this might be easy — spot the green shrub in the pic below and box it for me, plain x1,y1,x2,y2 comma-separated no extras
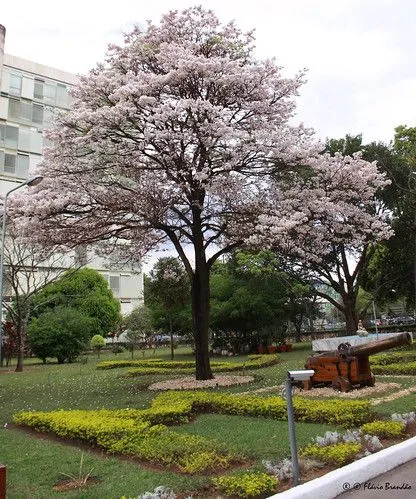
13,408,237,474
370,351,416,366
90,334,106,358
96,354,280,374
360,420,406,438
28,307,96,363
96,359,162,369
371,362,416,375
213,472,278,498
300,442,361,465
125,367,196,377
13,390,373,475
152,391,373,427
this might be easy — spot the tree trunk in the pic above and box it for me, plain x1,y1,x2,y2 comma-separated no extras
15,323,25,372
191,258,213,380
169,317,174,360
343,293,358,335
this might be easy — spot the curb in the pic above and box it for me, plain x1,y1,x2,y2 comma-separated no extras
269,436,416,499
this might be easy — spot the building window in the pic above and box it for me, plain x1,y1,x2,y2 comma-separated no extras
56,84,68,108
0,125,18,149
8,100,38,124
32,104,44,124
109,276,120,295
8,99,20,119
34,79,44,100
16,154,29,177
4,153,16,174
5,126,19,149
9,74,22,97
44,84,56,105
1,153,29,177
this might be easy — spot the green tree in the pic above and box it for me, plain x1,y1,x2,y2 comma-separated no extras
145,257,191,359
28,307,95,363
361,127,416,311
90,334,105,358
209,251,315,351
122,305,153,358
31,268,121,336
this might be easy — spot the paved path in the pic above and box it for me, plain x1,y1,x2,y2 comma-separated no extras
337,458,416,498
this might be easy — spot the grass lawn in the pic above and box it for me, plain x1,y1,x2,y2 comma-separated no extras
1,342,414,498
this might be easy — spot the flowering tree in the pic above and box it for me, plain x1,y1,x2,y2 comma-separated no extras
252,151,392,333
13,7,390,378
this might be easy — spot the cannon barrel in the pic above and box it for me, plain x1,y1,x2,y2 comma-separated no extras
348,332,412,357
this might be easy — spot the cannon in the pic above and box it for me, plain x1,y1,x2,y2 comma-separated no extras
303,332,412,392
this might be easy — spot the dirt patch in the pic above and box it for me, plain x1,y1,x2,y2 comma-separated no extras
237,382,402,399
53,476,100,492
294,382,402,399
148,374,255,391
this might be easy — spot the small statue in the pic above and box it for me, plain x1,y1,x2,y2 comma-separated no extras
357,320,368,337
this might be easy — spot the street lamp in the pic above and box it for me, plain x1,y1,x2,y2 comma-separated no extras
284,370,315,486
0,176,43,366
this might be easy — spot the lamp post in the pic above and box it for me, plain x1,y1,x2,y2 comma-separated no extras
0,176,42,366
284,370,315,486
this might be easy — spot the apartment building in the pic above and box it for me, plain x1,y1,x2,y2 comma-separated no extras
0,24,143,315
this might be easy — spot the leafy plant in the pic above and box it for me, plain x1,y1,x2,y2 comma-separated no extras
90,334,105,358
300,442,361,465
360,420,406,438
28,307,96,363
213,472,278,498
59,452,94,488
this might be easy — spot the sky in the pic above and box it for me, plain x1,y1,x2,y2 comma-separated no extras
1,0,415,146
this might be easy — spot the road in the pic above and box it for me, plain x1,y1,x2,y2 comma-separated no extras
337,458,416,498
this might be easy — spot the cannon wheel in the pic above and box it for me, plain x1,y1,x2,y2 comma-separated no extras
338,342,351,353
332,376,352,392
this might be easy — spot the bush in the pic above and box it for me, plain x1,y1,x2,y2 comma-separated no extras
300,442,362,465
360,421,406,438
370,362,416,375
90,334,105,358
28,307,96,363
13,407,238,474
31,268,121,336
151,391,373,427
96,354,280,374
213,472,278,498
370,351,416,365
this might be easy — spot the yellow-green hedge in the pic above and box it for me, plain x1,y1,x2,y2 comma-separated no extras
300,442,362,465
360,420,406,438
96,354,280,376
371,362,416,375
13,389,373,474
370,351,416,366
13,408,237,474
213,472,279,498
151,391,373,427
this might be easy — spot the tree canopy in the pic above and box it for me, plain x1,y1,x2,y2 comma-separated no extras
31,268,121,336
14,7,390,378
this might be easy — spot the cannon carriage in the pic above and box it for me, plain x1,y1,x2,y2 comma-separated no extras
304,332,412,392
